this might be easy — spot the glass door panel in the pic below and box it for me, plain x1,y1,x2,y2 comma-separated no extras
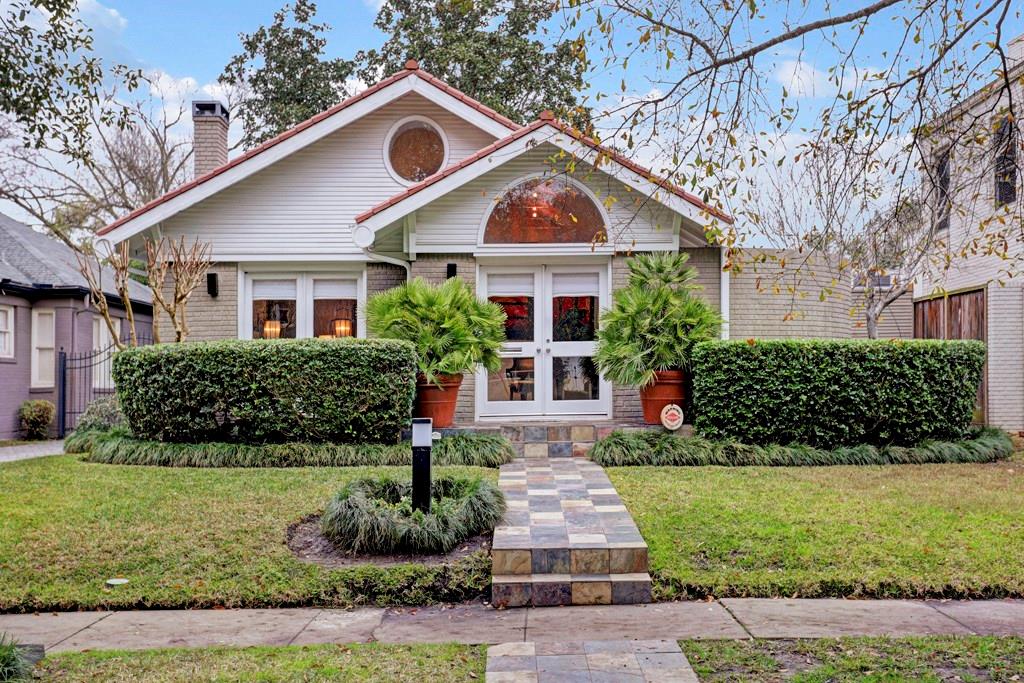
544,268,609,415
479,268,543,416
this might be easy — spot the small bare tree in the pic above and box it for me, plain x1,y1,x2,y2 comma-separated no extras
77,236,212,349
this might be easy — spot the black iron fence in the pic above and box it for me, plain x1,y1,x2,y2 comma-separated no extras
57,338,151,437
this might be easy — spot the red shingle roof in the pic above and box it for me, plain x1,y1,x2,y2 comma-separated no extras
355,118,733,225
97,62,520,236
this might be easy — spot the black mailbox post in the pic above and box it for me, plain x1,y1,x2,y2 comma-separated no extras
411,418,433,513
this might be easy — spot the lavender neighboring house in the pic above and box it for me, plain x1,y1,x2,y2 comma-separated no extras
0,213,153,439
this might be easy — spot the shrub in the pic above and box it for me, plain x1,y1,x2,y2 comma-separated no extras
113,339,416,444
595,253,720,387
0,634,31,682
589,427,1013,467
320,475,505,554
692,339,986,447
79,429,515,468
367,277,506,384
74,395,125,434
18,400,54,440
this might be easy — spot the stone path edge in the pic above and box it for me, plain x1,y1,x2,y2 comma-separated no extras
2,599,1022,653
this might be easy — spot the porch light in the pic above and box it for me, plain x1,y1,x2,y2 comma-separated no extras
263,320,281,339
332,318,353,338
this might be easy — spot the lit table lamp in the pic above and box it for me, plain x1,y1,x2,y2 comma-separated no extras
263,320,281,339
332,319,353,338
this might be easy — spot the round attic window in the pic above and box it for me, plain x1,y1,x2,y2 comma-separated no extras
385,116,447,183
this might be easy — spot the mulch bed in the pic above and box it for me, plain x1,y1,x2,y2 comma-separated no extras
286,514,492,569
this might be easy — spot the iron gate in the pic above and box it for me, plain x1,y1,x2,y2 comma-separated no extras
57,337,150,436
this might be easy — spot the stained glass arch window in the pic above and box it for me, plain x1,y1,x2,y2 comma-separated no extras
482,177,607,244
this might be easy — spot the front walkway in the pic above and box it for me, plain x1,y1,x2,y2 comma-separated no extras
0,440,63,463
486,640,698,682
3,600,1022,653
492,456,651,607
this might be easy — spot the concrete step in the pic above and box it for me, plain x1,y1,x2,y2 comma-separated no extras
491,572,653,607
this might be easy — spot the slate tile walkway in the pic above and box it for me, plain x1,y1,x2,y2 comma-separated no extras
491,456,652,607
486,640,698,683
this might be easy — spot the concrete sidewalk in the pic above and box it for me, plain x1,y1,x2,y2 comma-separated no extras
0,440,64,463
2,599,1022,653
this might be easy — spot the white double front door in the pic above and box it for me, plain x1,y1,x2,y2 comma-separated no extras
477,263,611,419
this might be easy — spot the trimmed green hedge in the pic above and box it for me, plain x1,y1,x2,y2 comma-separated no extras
589,427,1013,467
72,428,515,468
321,475,506,554
113,339,416,444
692,339,986,447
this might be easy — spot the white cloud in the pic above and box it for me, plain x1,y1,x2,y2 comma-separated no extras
77,0,127,32
774,60,830,99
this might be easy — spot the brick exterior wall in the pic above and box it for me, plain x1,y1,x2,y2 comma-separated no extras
411,254,478,422
728,249,852,339
160,263,238,342
985,283,1024,432
366,263,407,296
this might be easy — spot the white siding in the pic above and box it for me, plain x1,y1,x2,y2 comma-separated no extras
413,145,684,251
159,93,496,259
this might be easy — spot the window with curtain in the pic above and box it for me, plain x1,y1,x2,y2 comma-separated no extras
312,278,358,338
31,309,55,388
251,279,297,339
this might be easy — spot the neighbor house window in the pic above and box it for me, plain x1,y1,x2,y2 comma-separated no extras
483,177,607,244
247,274,361,339
31,309,55,388
0,305,13,358
92,316,122,389
994,116,1017,208
251,279,298,339
386,116,447,183
933,148,951,233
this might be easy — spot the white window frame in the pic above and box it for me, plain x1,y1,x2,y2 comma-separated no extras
382,115,450,186
0,305,14,358
31,309,56,389
239,266,367,340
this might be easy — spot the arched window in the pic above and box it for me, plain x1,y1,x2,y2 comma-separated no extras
483,177,606,244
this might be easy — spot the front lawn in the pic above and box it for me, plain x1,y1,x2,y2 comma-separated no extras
609,459,1024,599
38,643,485,682
682,636,1024,681
0,456,495,612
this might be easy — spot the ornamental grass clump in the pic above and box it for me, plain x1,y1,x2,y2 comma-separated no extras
0,634,31,682
320,475,505,555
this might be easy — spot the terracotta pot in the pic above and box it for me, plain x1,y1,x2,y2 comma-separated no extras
414,373,464,428
639,369,686,425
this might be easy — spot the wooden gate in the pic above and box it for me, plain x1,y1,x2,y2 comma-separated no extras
913,289,986,423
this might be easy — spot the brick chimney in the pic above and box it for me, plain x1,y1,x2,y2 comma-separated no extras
192,100,229,178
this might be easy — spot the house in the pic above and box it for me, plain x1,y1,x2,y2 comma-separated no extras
97,60,863,425
915,35,1024,431
0,213,153,439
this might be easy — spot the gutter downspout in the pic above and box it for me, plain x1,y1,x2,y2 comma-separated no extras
719,245,730,340
362,250,411,278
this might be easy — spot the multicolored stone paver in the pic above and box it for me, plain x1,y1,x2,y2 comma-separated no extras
485,640,698,682
491,456,652,607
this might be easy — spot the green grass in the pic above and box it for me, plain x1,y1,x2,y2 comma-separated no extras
0,456,496,612
38,643,485,682
608,458,1024,599
0,440,33,448
69,429,515,468
682,636,1024,682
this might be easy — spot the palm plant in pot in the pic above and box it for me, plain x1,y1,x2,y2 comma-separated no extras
594,253,720,424
367,277,506,427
